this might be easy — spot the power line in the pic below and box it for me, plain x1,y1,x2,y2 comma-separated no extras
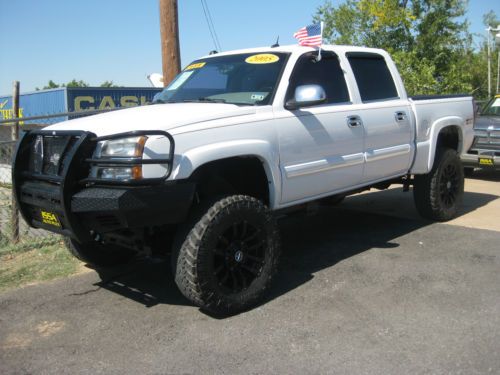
204,0,221,51
200,0,221,51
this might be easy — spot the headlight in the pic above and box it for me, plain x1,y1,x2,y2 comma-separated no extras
87,131,174,183
91,136,147,180
95,136,147,158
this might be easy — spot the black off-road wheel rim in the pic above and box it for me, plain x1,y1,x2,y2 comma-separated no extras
212,220,266,294
439,162,460,208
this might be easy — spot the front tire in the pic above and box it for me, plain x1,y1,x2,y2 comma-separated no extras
64,238,135,268
172,195,280,314
413,148,464,221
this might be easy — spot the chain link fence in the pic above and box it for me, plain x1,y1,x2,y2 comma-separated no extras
0,136,60,248
0,102,148,249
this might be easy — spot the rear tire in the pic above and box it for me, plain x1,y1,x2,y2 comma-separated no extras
64,238,135,268
413,148,464,221
172,195,280,314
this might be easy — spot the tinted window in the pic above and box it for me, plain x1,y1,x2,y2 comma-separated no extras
347,53,398,102
287,52,350,105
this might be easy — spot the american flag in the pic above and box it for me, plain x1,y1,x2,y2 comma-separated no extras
293,23,323,47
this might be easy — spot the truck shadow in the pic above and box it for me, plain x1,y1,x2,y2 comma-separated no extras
92,191,497,317
466,169,500,182
91,207,426,314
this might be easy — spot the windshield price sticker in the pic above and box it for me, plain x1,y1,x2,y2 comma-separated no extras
185,62,206,70
245,54,280,64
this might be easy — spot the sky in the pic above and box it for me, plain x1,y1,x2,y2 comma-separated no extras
0,0,499,95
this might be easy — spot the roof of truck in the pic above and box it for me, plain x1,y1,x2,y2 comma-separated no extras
197,44,389,60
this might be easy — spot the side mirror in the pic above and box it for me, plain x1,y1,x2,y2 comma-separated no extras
285,84,327,110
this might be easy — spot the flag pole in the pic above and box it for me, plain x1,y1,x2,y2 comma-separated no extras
317,21,324,62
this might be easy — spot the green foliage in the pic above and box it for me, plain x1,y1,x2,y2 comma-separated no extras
314,0,415,52
37,80,122,90
100,80,119,87
45,79,60,89
314,0,498,98
483,10,500,29
65,79,89,88
392,50,437,95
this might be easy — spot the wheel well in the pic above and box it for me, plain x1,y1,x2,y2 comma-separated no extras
436,126,461,152
190,156,270,205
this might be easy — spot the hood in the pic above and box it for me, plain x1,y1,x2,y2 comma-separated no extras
474,115,500,131
45,103,257,136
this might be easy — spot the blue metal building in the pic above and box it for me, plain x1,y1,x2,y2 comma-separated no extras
0,87,162,126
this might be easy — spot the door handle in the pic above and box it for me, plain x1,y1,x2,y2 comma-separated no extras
347,115,363,128
395,111,407,122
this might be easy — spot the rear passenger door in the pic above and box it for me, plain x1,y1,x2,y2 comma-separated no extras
346,53,414,183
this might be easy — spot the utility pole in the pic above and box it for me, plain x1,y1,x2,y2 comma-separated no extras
159,0,181,87
486,25,500,97
487,27,492,98
11,81,20,243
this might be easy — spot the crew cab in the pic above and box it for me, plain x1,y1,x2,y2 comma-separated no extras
13,45,474,313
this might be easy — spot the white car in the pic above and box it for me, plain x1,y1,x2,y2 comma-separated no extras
13,44,474,313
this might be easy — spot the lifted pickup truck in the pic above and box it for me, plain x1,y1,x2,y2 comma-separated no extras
461,94,500,173
13,45,474,313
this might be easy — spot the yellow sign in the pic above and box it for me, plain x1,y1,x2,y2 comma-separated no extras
41,211,61,227
185,62,206,70
245,54,280,64
0,107,24,125
73,95,150,111
479,158,494,166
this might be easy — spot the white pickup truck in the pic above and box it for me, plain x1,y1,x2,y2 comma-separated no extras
13,45,474,313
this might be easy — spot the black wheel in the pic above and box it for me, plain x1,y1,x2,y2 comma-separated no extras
172,195,280,314
413,148,464,221
64,238,135,268
464,167,474,177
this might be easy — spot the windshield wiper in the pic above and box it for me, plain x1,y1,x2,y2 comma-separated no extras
182,97,227,103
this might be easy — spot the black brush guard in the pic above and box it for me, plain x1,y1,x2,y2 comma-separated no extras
12,129,193,243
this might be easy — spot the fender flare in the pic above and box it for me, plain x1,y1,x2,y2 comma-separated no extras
426,116,464,172
171,139,281,208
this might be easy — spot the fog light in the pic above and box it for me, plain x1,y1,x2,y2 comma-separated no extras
97,166,142,180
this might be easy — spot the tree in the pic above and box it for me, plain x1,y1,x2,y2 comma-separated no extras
483,10,500,29
37,79,122,90
313,0,485,96
314,0,415,52
40,80,60,90
482,10,500,96
412,0,470,86
65,79,89,88
100,80,119,87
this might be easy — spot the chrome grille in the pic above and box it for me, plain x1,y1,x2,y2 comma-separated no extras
471,129,500,152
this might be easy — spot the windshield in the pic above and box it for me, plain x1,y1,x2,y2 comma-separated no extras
482,96,500,116
153,52,289,106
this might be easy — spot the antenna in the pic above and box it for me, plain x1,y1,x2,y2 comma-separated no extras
271,36,280,48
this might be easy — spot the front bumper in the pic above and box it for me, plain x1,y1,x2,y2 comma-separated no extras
17,181,195,241
13,129,192,243
461,152,500,170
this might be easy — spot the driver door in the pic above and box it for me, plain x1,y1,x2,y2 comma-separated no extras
275,52,365,204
